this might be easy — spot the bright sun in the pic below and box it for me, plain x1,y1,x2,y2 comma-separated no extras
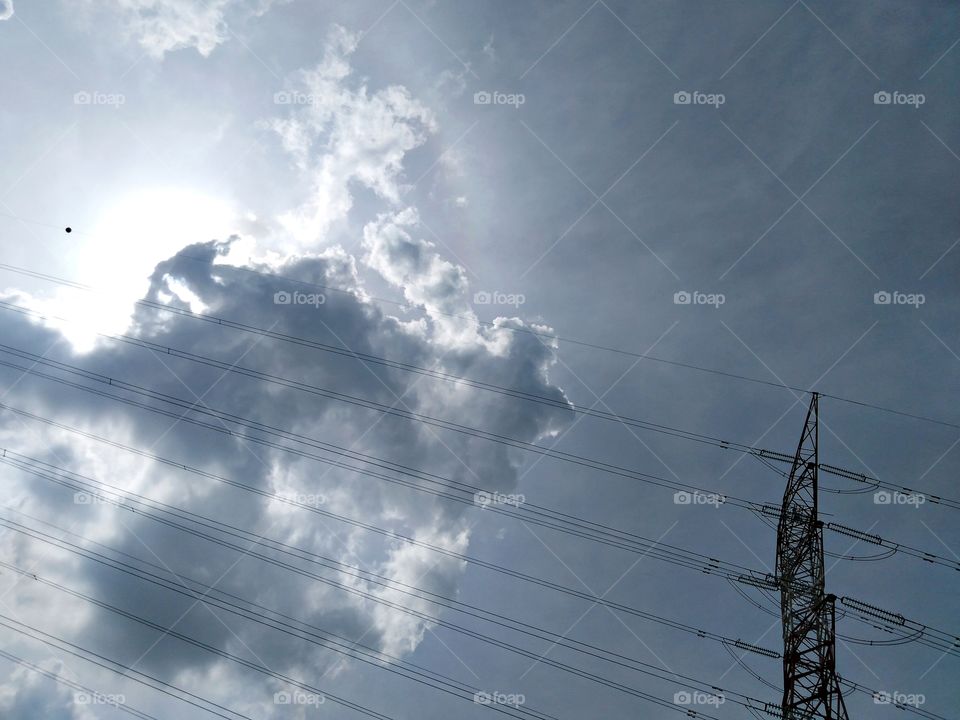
39,188,236,351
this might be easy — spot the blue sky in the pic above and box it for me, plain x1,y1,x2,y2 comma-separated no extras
0,1,958,718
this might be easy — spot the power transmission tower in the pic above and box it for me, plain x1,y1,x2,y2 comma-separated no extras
776,393,849,719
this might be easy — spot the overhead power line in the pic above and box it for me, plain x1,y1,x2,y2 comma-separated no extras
0,363,771,575
0,525,558,720
0,431,771,661
2,299,956,513
0,506,560,716
0,453,774,681
5,513,773,720
0,254,956,432
0,602,399,720
1,347,956,573
0,537,755,719
6,465,951,720
0,619,254,720
0,648,161,720
5,394,955,669
5,446,954,678
734,576,960,659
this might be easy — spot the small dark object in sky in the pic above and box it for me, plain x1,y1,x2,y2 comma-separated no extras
65,227,72,233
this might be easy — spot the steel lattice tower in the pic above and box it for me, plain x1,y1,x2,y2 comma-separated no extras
776,393,849,720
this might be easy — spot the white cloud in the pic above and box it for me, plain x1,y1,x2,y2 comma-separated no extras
371,525,469,656
0,1,13,21
362,207,478,344
84,0,278,58
269,25,437,249
0,659,90,720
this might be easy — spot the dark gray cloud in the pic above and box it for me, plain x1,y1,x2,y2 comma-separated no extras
0,232,571,711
